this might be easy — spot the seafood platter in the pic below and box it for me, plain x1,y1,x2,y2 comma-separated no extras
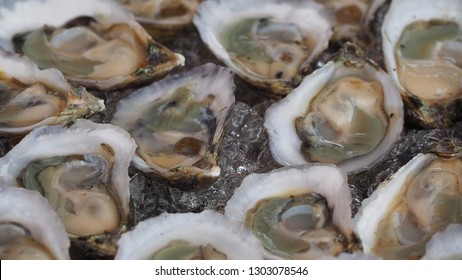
0,0,461,260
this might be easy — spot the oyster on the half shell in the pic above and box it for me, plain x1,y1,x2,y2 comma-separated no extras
382,0,462,128
112,63,234,188
0,186,70,260
265,44,403,174
0,47,104,136
115,0,203,39
194,0,333,96
0,119,136,255
354,153,462,259
225,165,356,260
0,0,184,91
116,210,264,260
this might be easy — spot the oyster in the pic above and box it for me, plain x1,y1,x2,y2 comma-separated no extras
382,0,462,128
225,165,356,260
0,0,184,91
0,119,136,246
115,0,203,40
111,63,234,188
0,185,70,260
353,153,462,259
265,44,404,174
194,0,333,96
116,210,264,260
0,47,104,136
314,0,386,40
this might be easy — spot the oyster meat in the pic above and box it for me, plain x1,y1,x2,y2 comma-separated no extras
225,165,355,259
265,44,404,174
0,47,104,136
112,63,235,188
116,210,264,259
0,186,70,260
382,0,462,127
0,0,184,90
194,0,333,95
354,153,462,259
0,119,136,240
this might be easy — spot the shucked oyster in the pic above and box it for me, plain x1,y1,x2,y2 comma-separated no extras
382,0,462,128
0,0,184,91
314,0,386,40
354,153,462,259
225,165,356,259
115,0,203,39
194,0,333,96
116,210,264,260
112,63,234,188
265,44,404,174
0,47,104,136
0,119,136,254
0,186,70,260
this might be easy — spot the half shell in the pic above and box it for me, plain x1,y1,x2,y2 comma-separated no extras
0,47,104,136
0,185,70,260
115,210,264,260
0,119,136,244
112,63,235,188
265,44,403,174
382,0,462,128
225,164,355,259
194,0,333,95
0,0,184,91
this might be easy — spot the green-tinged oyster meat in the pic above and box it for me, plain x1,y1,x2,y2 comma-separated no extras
0,78,66,128
246,193,347,259
0,222,54,260
132,87,215,171
13,16,148,81
151,240,226,260
221,18,313,81
18,145,121,237
373,157,462,259
396,20,462,102
295,76,388,164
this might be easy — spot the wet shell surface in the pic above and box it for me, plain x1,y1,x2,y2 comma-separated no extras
0,119,136,239
0,185,70,260
225,164,354,259
0,47,104,136
0,0,184,91
194,0,333,95
111,63,235,187
115,210,264,260
265,44,404,174
382,0,462,128
422,224,462,259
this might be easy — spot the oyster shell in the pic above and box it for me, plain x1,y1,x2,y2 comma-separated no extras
382,0,462,128
0,119,136,245
265,44,404,174
0,0,184,91
422,224,462,259
0,47,104,136
111,63,234,188
353,153,462,259
194,0,333,96
0,185,70,260
314,0,386,40
115,0,203,40
116,210,264,260
225,165,356,260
